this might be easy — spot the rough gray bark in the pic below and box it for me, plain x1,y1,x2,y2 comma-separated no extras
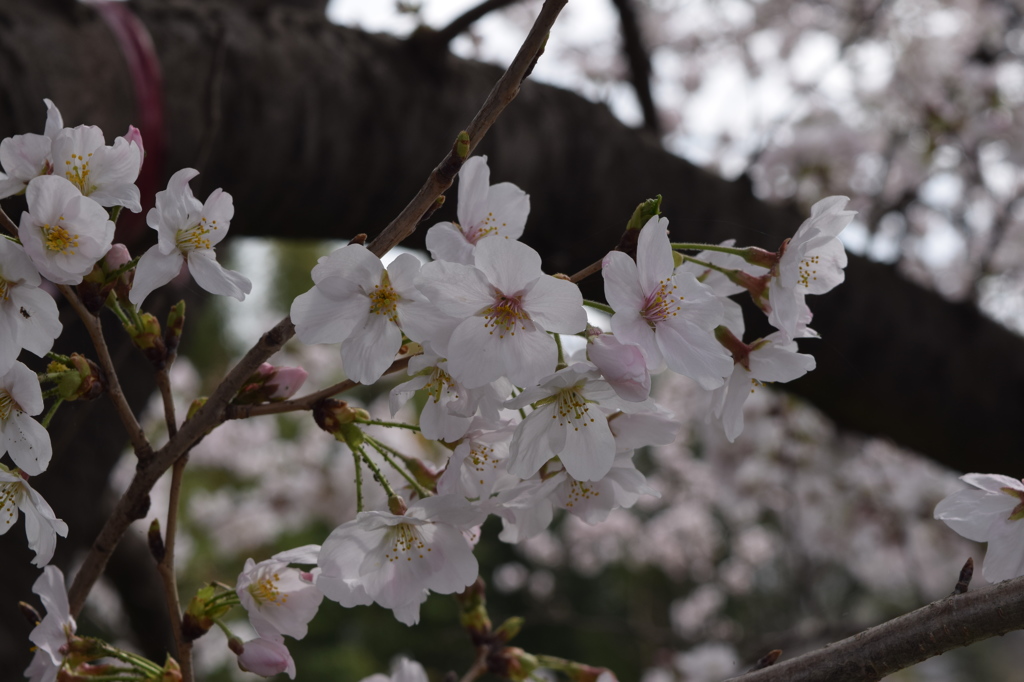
1,0,1023,674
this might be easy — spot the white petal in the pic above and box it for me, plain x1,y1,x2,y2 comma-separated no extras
187,249,251,300
340,313,403,385
425,222,475,264
636,216,674,292
522,275,586,333
129,246,184,308
291,286,368,345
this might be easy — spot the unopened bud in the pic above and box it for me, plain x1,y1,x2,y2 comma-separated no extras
456,578,492,644
489,647,539,681
124,126,145,168
455,130,471,160
235,363,308,405
62,354,105,401
625,195,662,232
164,301,186,359
160,655,183,682
127,312,167,369
314,399,369,447
227,637,245,656
148,519,166,562
186,397,208,422
387,495,408,516
494,616,524,643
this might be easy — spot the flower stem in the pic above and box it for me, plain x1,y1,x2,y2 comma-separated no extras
582,299,614,315
40,397,64,428
365,436,432,499
356,444,397,499
352,446,365,513
353,418,421,432
670,241,748,256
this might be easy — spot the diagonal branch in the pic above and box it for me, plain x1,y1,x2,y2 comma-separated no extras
609,0,660,135
66,0,569,618
725,571,1024,682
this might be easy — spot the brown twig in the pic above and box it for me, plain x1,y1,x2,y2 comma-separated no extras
67,0,568,617
222,355,412,421
458,648,490,682
0,204,18,236
430,0,521,47
609,0,660,136
367,0,568,259
724,572,1024,682
56,283,153,460
157,449,193,682
569,258,603,284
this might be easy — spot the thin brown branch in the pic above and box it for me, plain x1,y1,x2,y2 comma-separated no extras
156,449,192,682
569,258,603,284
0,203,18,236
56,283,153,460
68,0,567,617
459,647,489,682
725,573,1024,682
223,355,412,421
430,0,520,47
609,0,660,136
155,368,178,438
367,0,569,259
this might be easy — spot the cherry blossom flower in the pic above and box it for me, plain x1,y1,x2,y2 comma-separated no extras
0,465,68,567
549,453,659,525
18,175,115,285
505,362,625,481
436,420,519,503
50,123,142,212
130,168,251,308
359,656,429,682
0,237,61,373
25,565,76,682
602,216,732,390
425,155,529,264
316,496,480,625
292,246,439,385
710,331,816,442
0,99,63,200
389,349,509,442
416,238,587,388
1,361,52,475
767,196,855,339
607,401,681,452
934,474,1024,583
236,632,296,679
236,545,323,640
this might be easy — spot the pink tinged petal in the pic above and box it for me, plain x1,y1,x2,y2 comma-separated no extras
749,344,816,383
340,313,403,385
522,275,586,333
21,485,68,568
291,286,368,345
42,99,63,140
199,188,234,247
129,246,185,308
84,137,142,211
609,307,662,370
149,169,203,252
559,411,616,482
719,367,752,442
602,250,646,313
588,335,651,402
484,182,529,240
4,412,53,475
425,222,475,264
312,244,383,290
237,636,296,679
473,238,543,294
457,155,491,228
962,474,1024,494
979,519,1024,582
420,524,479,594
507,404,559,478
656,321,733,389
445,317,507,388
609,410,681,450
10,286,62,359
271,544,321,564
635,216,675,292
934,489,1017,542
416,260,494,318
496,324,559,389
0,134,51,196
187,249,252,301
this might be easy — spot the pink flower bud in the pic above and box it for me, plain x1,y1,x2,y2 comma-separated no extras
236,636,296,679
266,366,307,401
103,243,132,271
124,125,145,168
587,334,651,402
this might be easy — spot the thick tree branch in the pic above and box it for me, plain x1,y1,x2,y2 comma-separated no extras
610,0,660,135
726,571,1024,682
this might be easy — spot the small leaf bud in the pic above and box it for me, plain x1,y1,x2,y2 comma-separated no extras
455,130,471,160
164,301,186,359
625,195,662,232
